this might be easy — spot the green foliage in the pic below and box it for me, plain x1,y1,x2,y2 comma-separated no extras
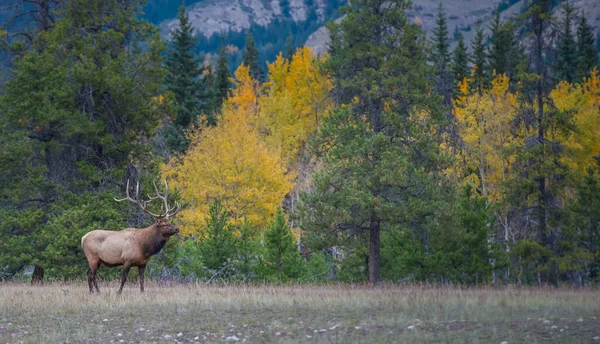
243,31,264,82
299,0,449,283
264,208,305,281
197,201,237,274
511,239,551,285
470,26,489,92
304,252,333,283
205,43,231,119
554,1,577,83
452,33,470,96
576,14,599,82
488,10,519,78
431,2,452,101
164,5,206,150
561,167,600,283
0,0,166,280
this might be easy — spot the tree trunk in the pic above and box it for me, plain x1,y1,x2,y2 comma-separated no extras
369,212,381,284
30,265,44,284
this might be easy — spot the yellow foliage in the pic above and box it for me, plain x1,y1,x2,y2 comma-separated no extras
550,68,600,175
260,47,333,165
162,47,331,234
163,108,294,235
452,74,518,201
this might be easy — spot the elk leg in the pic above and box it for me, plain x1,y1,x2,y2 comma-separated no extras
93,266,100,293
138,265,146,293
117,263,132,294
87,260,100,293
86,267,94,293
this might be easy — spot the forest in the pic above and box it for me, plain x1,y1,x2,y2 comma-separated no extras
0,0,599,288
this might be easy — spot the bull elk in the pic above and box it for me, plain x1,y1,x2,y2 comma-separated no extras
81,180,181,293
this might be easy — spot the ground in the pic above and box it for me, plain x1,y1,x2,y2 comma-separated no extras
0,283,599,343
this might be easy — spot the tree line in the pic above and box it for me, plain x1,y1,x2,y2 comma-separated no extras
0,0,599,286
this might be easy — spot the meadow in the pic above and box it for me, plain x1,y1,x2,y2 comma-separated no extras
0,283,599,343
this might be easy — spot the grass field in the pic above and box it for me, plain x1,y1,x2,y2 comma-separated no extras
0,282,599,343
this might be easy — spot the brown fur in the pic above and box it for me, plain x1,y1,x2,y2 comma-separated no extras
81,218,179,294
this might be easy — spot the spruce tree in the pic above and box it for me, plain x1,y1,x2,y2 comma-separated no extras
452,32,470,96
431,3,452,103
198,201,236,273
165,6,203,130
488,10,508,75
206,41,231,120
264,208,304,280
470,27,489,92
514,0,567,286
563,166,600,283
576,13,599,82
554,1,577,83
243,31,264,81
285,34,295,60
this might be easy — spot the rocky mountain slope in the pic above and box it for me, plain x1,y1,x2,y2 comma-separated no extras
306,0,600,55
156,0,599,66
160,0,336,39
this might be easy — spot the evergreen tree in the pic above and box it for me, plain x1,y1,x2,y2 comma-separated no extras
164,5,204,151
452,32,470,97
554,1,577,83
299,0,447,284
235,219,260,280
0,0,166,279
285,34,295,60
264,208,305,280
488,10,519,78
431,2,452,103
489,10,507,75
563,166,600,283
205,41,231,120
513,0,566,286
243,31,264,81
197,201,236,273
576,13,599,82
470,26,489,92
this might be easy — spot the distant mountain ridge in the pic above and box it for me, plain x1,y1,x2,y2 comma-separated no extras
158,0,339,39
150,0,600,70
306,0,600,56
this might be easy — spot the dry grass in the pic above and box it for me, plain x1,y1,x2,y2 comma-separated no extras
1,282,599,343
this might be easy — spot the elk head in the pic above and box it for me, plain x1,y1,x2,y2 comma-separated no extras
114,179,181,236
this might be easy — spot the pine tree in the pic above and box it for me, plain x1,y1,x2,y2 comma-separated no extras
243,31,264,81
554,1,577,83
0,0,166,278
513,0,567,286
265,208,304,280
299,0,447,284
197,201,236,273
285,34,294,60
206,41,231,120
470,26,489,92
164,6,204,150
576,13,599,82
431,2,452,103
452,32,470,97
563,165,600,283
488,10,508,75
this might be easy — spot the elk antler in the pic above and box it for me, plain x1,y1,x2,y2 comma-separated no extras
148,180,181,218
115,179,181,218
114,179,162,218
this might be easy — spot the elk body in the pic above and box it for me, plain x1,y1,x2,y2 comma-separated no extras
81,181,180,293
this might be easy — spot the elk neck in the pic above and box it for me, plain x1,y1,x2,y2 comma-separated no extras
140,223,168,258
